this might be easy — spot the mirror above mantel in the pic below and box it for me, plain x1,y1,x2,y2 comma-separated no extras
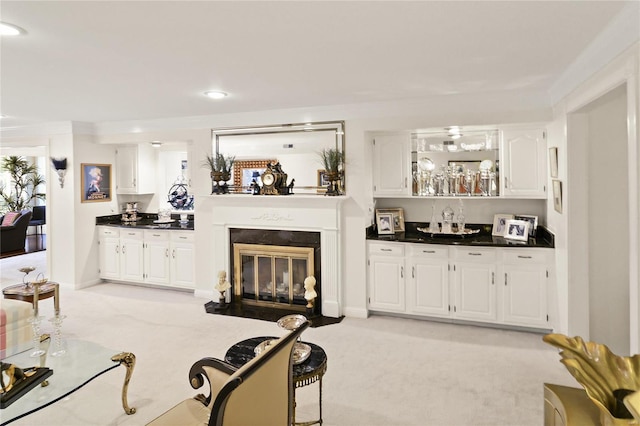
212,121,345,195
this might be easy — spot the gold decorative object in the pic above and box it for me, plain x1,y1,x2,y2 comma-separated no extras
543,333,640,425
111,352,136,415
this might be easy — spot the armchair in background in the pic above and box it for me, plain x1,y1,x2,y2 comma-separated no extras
29,205,46,236
0,210,32,255
147,320,310,426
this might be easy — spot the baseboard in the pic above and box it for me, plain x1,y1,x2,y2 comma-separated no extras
343,306,368,319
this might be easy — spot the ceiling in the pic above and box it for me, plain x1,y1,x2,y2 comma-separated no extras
0,1,635,128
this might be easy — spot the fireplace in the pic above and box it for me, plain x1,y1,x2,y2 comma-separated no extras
203,195,345,318
230,228,321,315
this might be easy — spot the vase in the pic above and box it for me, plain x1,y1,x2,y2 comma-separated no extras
211,172,231,194
325,171,342,196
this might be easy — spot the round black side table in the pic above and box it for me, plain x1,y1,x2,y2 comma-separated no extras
224,336,327,425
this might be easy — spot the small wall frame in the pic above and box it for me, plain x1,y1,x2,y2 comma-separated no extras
81,163,112,203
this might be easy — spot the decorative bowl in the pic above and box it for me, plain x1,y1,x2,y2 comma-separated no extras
277,314,307,331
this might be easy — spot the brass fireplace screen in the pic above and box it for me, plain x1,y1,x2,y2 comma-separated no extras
233,243,314,310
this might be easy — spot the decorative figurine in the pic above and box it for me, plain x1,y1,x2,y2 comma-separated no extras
215,270,231,307
304,276,317,315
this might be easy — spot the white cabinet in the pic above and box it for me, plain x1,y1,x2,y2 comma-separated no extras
98,226,194,289
367,242,406,312
367,241,552,330
501,249,548,328
116,144,156,194
169,232,195,289
144,231,170,284
372,134,411,196
120,229,144,282
407,245,450,317
451,248,497,323
98,227,120,279
500,128,547,198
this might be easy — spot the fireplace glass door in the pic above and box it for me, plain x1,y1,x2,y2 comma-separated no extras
234,243,314,310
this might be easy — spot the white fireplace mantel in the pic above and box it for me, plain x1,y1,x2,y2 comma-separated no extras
203,194,348,317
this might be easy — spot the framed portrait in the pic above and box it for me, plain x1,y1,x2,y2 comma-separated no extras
376,212,394,235
233,159,276,193
492,213,514,236
81,163,111,203
514,214,538,237
553,180,563,213
317,169,329,193
376,208,405,232
504,219,530,241
549,147,558,178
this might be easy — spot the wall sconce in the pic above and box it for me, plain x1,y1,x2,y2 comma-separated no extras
50,157,67,188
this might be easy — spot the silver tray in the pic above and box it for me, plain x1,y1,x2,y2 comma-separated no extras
254,340,311,364
416,227,480,237
277,314,307,331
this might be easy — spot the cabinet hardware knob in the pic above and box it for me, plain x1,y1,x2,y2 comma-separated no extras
412,267,415,278
172,250,176,259
180,236,187,239
165,249,169,257
505,273,507,285
423,250,435,253
381,248,392,252
400,266,403,278
468,253,482,256
153,234,161,237
517,255,532,259
491,272,494,284
122,245,126,253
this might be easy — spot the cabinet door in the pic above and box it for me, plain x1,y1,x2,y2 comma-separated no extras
502,261,548,328
99,236,120,279
170,241,195,288
408,256,450,317
453,262,497,322
501,129,546,198
120,233,144,282
116,146,137,194
144,236,170,284
368,256,405,312
372,134,411,196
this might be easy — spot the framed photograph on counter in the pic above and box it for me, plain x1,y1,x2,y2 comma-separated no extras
492,213,514,236
376,212,394,235
376,208,405,232
81,163,111,203
514,214,538,237
504,219,530,241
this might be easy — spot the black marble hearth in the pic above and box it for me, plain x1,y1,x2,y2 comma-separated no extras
204,301,343,328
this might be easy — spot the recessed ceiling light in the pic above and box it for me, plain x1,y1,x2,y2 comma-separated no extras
0,22,25,36
204,91,228,99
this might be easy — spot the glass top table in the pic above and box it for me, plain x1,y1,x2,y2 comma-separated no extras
1,338,136,425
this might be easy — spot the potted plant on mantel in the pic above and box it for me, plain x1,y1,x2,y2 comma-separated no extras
203,153,235,194
318,148,344,196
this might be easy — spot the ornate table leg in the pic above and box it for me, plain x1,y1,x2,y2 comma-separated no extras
111,352,136,415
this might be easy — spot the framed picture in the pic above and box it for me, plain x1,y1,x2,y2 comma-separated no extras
549,147,558,178
376,208,405,232
376,212,394,235
553,179,563,213
492,213,514,236
504,219,530,241
514,214,538,237
317,169,329,193
233,159,276,193
81,163,111,203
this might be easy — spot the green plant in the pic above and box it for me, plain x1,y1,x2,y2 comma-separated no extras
318,148,344,174
203,153,236,174
0,156,46,213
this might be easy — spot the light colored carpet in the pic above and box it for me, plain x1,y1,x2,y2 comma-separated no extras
1,251,577,425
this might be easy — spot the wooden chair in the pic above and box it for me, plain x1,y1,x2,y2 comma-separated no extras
147,320,310,426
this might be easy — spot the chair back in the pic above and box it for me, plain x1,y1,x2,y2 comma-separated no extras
209,321,309,426
31,206,46,222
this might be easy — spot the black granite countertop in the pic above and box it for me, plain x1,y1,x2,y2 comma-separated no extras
367,222,554,248
96,213,194,231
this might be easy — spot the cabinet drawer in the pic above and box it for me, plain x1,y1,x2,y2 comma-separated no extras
171,232,194,243
98,227,120,238
407,245,448,259
452,247,496,262
503,249,547,265
144,230,169,241
120,229,144,240
368,242,404,256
